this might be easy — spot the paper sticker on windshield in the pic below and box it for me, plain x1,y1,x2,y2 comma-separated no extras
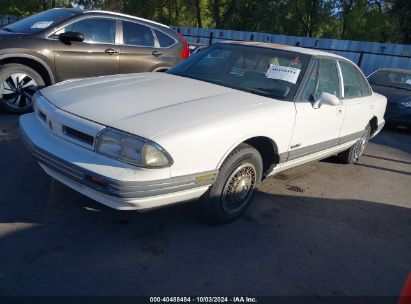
406,79,411,85
31,21,53,29
265,64,301,84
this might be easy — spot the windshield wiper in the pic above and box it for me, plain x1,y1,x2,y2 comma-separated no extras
2,27,13,33
244,88,274,98
386,84,411,91
171,72,228,87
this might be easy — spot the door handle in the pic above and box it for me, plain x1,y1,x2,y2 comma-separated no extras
336,108,343,115
152,51,162,57
105,48,120,55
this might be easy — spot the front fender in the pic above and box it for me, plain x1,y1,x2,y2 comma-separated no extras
0,47,55,84
153,100,296,178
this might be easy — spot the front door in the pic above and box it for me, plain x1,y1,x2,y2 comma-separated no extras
52,16,119,82
289,58,345,160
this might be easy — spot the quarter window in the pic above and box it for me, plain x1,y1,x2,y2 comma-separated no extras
123,21,154,47
154,30,175,47
339,61,371,98
59,18,116,44
300,58,340,102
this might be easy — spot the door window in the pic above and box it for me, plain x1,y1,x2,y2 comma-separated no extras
123,21,154,47
58,17,116,44
154,30,176,47
339,61,371,98
300,58,340,101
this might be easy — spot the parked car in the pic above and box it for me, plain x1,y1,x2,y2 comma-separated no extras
0,8,190,113
19,41,387,223
189,43,208,55
368,68,411,127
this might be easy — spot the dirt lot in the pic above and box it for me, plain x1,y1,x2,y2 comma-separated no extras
0,113,410,299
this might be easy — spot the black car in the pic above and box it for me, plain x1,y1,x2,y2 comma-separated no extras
368,68,411,127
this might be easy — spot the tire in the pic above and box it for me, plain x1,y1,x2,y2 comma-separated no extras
0,64,45,114
199,143,263,224
338,124,371,164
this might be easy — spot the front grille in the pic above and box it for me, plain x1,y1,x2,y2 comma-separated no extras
62,126,94,146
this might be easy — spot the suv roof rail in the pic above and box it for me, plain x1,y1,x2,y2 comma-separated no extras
86,10,170,29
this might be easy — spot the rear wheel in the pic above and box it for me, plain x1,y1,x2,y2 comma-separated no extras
338,124,371,164
0,64,44,114
200,143,263,224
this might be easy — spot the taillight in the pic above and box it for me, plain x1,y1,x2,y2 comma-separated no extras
177,32,190,59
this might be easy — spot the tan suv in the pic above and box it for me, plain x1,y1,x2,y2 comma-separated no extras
0,8,190,113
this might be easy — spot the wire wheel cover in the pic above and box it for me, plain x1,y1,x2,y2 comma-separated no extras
222,163,257,214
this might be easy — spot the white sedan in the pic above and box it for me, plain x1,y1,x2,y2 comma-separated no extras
19,41,387,223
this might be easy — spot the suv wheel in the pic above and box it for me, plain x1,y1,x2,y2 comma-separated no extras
338,124,371,164
200,143,263,224
0,64,44,114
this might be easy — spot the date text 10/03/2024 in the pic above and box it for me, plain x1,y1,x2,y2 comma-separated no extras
149,297,258,303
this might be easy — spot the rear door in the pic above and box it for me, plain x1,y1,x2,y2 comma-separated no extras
118,20,176,73
289,57,345,160
52,16,119,82
337,60,374,141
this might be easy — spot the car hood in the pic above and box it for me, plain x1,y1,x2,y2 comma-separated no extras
371,85,411,103
40,73,268,139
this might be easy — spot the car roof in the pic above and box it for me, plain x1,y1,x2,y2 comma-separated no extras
221,41,347,60
373,68,411,74
48,8,84,13
48,8,171,29
85,10,171,29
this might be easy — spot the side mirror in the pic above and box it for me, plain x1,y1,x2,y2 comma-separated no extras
313,92,341,109
59,31,84,44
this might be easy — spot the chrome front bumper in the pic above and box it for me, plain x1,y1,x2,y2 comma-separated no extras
19,113,217,210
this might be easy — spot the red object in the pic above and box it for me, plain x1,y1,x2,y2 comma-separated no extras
291,56,300,65
177,32,190,59
398,272,411,304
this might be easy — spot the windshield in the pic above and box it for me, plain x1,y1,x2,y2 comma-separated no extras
3,9,80,34
168,43,310,101
368,70,411,91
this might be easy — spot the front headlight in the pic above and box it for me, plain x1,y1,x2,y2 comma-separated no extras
95,128,172,168
400,100,411,108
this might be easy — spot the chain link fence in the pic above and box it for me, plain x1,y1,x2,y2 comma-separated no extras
174,26,411,76
0,15,22,27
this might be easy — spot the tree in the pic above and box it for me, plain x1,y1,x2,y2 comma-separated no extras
0,0,406,43
194,0,202,27
392,0,411,43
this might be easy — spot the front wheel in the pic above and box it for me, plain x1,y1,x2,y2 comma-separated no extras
338,125,371,164
199,143,263,224
0,64,44,114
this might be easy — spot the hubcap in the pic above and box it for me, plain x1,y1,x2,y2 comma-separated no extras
353,129,370,162
1,73,38,109
222,163,257,214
